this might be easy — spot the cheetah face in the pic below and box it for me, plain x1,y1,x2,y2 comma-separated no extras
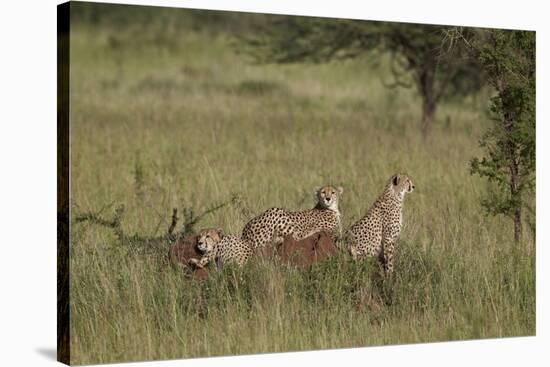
316,185,344,211
391,174,415,198
197,228,223,253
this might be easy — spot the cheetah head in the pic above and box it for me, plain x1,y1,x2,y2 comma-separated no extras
315,185,344,211
196,228,224,253
390,173,415,198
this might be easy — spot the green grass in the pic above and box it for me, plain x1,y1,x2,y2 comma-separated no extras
68,11,535,365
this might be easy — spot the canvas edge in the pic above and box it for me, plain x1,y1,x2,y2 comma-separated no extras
57,1,71,365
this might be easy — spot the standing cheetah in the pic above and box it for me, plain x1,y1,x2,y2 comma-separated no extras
189,228,252,268
344,174,415,273
241,185,343,250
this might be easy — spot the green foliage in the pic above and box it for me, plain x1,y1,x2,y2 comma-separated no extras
442,57,486,101
240,17,377,63
469,30,535,239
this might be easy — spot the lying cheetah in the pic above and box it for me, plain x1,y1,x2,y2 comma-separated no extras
189,228,252,268
344,174,415,273
241,185,343,250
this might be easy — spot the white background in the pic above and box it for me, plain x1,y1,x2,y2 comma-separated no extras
0,0,547,366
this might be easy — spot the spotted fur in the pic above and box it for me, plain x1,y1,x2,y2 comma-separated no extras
289,185,343,240
241,207,295,250
242,185,343,250
190,228,252,268
344,174,415,273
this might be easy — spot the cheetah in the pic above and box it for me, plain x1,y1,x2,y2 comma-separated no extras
344,174,415,273
189,228,252,268
241,207,294,251
289,185,344,241
241,185,343,250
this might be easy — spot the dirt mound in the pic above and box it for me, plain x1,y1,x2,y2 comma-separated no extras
168,235,208,280
169,231,340,275
279,232,339,268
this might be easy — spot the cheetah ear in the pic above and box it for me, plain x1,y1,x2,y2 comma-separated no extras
217,228,225,238
392,174,401,186
314,186,322,194
337,186,344,195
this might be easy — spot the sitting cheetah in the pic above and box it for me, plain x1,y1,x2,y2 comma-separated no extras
241,185,343,250
189,228,252,268
344,174,415,273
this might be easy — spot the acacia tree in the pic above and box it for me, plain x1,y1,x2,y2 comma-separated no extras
467,30,536,243
241,16,472,137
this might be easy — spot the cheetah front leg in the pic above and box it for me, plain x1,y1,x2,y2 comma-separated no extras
381,225,400,274
189,254,211,269
340,231,359,258
335,222,343,242
381,241,395,274
349,245,360,259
